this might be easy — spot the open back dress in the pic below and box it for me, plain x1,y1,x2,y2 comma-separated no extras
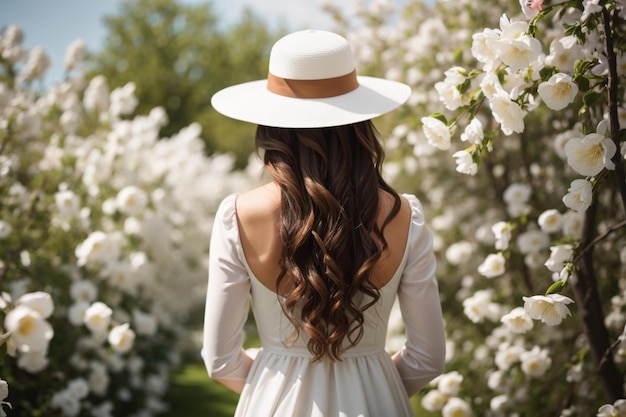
202,193,446,417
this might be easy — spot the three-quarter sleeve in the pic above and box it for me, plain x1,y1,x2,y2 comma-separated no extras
201,194,253,382
392,194,446,397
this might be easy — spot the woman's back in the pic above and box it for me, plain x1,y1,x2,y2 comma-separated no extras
235,182,412,295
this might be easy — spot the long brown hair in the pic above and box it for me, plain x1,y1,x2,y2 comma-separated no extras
256,120,401,361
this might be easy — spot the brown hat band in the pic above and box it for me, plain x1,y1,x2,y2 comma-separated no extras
266,70,359,99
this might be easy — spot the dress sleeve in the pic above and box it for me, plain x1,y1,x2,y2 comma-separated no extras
392,194,446,397
201,194,253,382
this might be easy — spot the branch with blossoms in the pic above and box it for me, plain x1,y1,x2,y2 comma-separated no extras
329,0,624,413
424,0,626,405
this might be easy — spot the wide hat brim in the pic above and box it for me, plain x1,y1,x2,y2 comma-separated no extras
211,75,411,128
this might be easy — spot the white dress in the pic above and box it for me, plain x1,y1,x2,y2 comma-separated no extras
202,193,446,417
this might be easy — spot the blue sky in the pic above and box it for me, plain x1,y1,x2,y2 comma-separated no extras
1,0,353,85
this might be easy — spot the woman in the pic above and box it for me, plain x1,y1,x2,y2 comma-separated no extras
202,29,446,416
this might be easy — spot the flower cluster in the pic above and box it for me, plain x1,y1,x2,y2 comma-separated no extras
0,25,259,416
331,0,626,414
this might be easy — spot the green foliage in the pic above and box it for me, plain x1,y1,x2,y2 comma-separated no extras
90,0,284,166
162,363,239,417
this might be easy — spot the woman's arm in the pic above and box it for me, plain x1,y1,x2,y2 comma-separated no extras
201,195,254,393
393,195,446,397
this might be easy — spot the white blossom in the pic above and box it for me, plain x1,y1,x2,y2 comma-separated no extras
489,87,526,135
75,231,123,267
520,346,552,377
421,389,448,412
581,0,602,21
490,394,509,413
435,66,470,110
51,390,81,416
445,241,474,265
516,230,549,254
17,349,49,373
463,289,502,322
480,71,504,99
500,306,534,333
84,301,113,334
452,150,478,175
597,399,626,417
478,253,506,278
84,75,109,113
88,361,110,396
563,210,584,238
16,292,53,319
472,28,500,67
421,117,451,150
492,221,512,250
564,132,617,176
545,36,584,73
495,343,525,370
68,301,90,326
133,309,158,336
67,378,90,399
545,245,574,273
69,280,98,303
110,82,138,117
523,294,574,325
18,47,50,83
103,261,138,294
4,304,53,353
562,179,593,212
55,190,81,217
0,380,7,401
553,129,578,159
538,73,579,110
64,39,86,70
503,183,531,206
116,185,148,216
460,118,484,145
437,371,463,396
538,209,563,233
442,397,473,417
0,379,8,416
493,21,542,72
108,323,136,354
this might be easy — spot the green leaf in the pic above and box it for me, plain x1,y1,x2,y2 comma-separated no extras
539,66,557,80
457,79,472,94
545,279,567,295
574,59,596,77
582,91,602,107
428,113,448,125
573,75,590,92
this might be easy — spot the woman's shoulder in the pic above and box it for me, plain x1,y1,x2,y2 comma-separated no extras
399,193,427,225
235,182,281,222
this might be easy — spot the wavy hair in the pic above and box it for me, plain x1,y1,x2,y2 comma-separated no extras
256,120,401,361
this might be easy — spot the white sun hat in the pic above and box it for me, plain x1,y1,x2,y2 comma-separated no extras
211,29,412,128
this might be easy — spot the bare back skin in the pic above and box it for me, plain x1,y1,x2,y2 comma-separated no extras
235,181,411,294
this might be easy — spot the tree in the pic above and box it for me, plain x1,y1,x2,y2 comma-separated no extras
90,0,282,166
329,0,625,415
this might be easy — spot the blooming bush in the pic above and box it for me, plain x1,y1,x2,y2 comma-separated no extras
328,0,626,415
0,26,259,416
